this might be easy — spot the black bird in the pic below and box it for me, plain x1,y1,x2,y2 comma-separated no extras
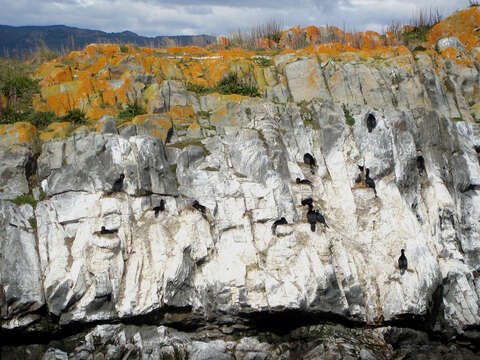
365,168,377,196
192,200,207,220
356,165,365,184
303,153,316,174
271,217,288,235
165,126,174,144
315,210,329,228
301,198,313,207
416,156,425,175
111,174,125,193
296,177,312,186
307,204,318,232
153,199,165,217
367,113,376,133
398,249,408,275
100,226,118,235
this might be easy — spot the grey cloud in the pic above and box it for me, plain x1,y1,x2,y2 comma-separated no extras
0,0,471,37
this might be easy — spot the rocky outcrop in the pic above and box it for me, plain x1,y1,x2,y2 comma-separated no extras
1,7,480,359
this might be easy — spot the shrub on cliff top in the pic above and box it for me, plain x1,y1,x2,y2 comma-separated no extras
118,103,146,122
60,109,88,126
215,73,260,97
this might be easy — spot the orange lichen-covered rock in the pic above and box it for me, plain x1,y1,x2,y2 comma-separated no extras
427,7,480,50
166,105,197,127
0,122,38,147
39,122,73,142
133,114,172,139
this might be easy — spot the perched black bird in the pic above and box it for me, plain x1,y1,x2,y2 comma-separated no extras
296,177,312,186
153,199,166,217
165,126,174,144
100,226,118,235
365,168,377,196
356,165,364,184
301,198,314,207
307,205,317,232
271,217,288,235
367,113,376,133
192,200,207,219
416,155,425,175
303,153,316,174
111,174,125,193
398,249,408,275
315,210,329,228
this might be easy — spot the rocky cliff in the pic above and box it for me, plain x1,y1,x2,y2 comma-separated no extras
1,7,480,360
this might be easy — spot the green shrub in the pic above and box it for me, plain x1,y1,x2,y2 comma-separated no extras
254,57,272,67
343,104,355,126
186,74,260,97
118,103,146,122
0,58,40,124
186,82,212,95
215,73,260,97
60,109,88,126
8,194,37,207
27,111,58,129
413,45,427,52
120,44,129,53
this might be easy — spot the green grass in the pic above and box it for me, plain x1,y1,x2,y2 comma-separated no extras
118,103,146,122
60,109,88,126
0,58,40,125
28,217,37,230
402,26,431,44
343,104,355,126
186,73,260,97
8,194,37,207
451,117,464,122
196,110,212,118
186,83,211,95
413,45,427,52
254,57,272,67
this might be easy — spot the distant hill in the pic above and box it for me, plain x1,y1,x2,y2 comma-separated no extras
0,24,216,58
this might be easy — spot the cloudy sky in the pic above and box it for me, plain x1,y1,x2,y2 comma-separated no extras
0,0,470,37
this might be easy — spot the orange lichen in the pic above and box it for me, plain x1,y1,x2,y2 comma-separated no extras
39,122,73,142
427,7,480,50
1,122,38,145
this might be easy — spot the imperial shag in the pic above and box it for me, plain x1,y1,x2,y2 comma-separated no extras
367,113,376,133
398,249,408,275
271,217,288,235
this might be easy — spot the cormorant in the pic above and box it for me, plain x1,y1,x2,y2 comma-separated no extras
192,200,207,215
356,165,364,184
100,226,118,234
365,168,377,196
165,127,174,144
416,156,425,175
301,198,313,207
367,113,376,133
154,199,165,217
398,249,408,275
307,205,317,232
303,153,316,174
296,177,312,186
111,174,125,193
315,210,329,228
271,217,287,235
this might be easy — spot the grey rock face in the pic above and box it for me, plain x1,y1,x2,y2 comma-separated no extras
37,133,177,196
0,201,44,326
437,37,465,52
2,46,480,357
0,145,35,200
